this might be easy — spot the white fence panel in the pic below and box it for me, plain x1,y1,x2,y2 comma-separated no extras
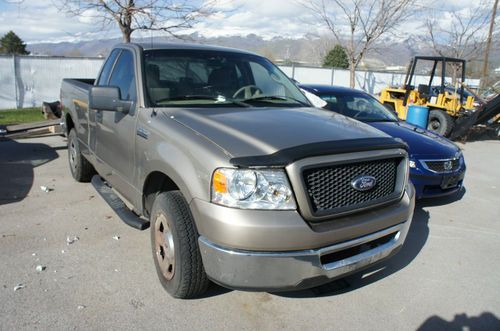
0,56,17,109
15,57,103,108
279,65,480,95
293,67,332,84
278,66,293,77
332,69,351,88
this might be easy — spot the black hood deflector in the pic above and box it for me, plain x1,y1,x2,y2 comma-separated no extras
230,137,408,167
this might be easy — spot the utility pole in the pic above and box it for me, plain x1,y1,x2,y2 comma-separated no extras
481,0,499,90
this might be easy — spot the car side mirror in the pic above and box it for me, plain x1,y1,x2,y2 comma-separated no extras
89,86,133,114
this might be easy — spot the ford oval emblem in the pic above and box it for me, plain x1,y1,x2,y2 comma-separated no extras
351,175,377,192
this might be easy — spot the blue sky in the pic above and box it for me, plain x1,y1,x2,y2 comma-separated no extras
0,0,490,44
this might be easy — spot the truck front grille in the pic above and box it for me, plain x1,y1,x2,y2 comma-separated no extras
303,158,401,215
423,159,460,173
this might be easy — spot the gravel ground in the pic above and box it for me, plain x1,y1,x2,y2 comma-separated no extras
1,135,499,330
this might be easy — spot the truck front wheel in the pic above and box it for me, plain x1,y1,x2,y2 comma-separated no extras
68,128,95,182
150,191,210,299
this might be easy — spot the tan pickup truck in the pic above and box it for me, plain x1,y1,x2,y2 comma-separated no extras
61,42,415,298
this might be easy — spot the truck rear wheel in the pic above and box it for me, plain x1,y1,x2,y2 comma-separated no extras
68,128,95,182
150,191,209,299
427,109,454,136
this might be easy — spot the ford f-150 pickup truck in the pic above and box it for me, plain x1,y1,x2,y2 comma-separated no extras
61,43,415,299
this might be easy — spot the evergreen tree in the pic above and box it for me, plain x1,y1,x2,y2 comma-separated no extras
323,45,348,69
0,31,29,55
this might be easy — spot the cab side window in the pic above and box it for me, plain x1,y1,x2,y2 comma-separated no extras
97,49,120,86
108,50,137,102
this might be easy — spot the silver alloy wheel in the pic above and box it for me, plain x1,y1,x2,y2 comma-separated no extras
154,213,175,280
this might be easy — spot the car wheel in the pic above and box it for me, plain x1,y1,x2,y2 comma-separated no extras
68,128,95,182
150,191,210,299
427,109,454,136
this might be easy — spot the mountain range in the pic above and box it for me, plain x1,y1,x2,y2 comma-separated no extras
26,33,499,75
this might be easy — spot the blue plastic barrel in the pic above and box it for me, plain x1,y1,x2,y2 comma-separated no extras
406,105,429,129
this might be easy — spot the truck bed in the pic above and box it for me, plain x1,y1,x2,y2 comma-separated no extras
61,78,95,110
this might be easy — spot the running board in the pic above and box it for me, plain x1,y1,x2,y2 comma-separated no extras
91,175,150,230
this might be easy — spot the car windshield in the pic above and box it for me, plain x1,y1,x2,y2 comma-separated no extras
143,49,310,108
319,92,398,122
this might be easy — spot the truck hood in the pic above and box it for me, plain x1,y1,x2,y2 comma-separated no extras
369,121,460,158
166,107,388,158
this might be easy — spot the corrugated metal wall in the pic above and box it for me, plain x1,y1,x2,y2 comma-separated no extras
0,56,481,109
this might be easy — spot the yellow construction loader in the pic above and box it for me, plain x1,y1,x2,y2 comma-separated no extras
379,56,475,136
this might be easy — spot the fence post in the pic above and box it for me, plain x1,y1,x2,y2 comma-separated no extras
12,54,19,109
291,64,296,79
331,68,335,85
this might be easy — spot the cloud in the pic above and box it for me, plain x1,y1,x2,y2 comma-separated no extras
0,0,118,43
0,0,491,44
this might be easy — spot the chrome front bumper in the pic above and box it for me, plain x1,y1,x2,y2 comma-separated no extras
198,215,413,291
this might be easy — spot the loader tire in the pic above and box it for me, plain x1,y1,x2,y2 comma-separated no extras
427,109,454,137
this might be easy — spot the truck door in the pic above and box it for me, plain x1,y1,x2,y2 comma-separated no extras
90,49,120,159
95,49,138,201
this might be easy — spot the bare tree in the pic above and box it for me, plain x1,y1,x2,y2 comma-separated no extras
423,2,491,83
299,0,415,87
57,0,220,43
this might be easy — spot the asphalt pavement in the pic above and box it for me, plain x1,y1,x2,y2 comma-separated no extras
1,135,499,330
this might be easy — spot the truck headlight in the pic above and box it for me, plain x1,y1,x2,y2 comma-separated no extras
211,168,296,210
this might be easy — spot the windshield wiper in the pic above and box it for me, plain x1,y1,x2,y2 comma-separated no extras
242,95,310,107
157,95,250,107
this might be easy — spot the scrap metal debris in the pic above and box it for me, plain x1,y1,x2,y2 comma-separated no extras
1,234,16,238
35,265,46,272
66,236,79,245
13,284,25,291
40,186,53,193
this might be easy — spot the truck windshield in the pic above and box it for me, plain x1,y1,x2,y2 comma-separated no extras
320,93,398,122
143,49,310,108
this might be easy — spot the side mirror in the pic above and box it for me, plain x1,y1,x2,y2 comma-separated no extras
89,86,133,114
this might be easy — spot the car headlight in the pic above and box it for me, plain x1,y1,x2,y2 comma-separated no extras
211,168,296,210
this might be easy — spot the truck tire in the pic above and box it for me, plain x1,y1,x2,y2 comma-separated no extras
427,109,454,136
150,191,209,299
68,128,95,182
